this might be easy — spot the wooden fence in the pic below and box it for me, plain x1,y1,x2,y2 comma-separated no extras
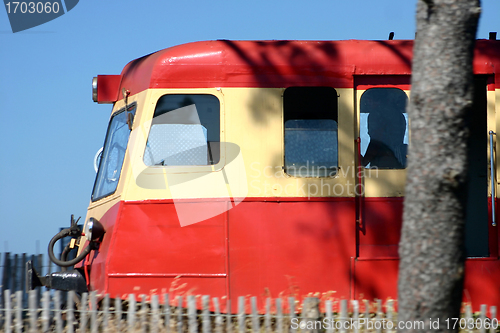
0,252,59,313
1,253,499,332
0,289,498,333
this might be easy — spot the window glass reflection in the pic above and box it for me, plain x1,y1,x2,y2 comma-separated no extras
360,88,409,169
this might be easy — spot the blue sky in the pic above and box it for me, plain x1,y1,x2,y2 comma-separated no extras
0,0,499,255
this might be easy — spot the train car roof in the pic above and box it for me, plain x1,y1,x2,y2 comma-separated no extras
116,39,500,96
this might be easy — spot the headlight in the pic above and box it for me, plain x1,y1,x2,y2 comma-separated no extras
92,77,98,102
84,217,105,241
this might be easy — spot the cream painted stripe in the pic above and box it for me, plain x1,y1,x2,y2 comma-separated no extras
119,87,423,201
122,88,356,201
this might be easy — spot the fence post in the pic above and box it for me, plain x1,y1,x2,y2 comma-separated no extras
188,295,197,333
364,299,370,333
140,294,148,333
265,298,272,333
42,290,51,333
12,255,18,293
375,299,382,333
202,295,211,333
465,304,473,333
151,294,160,333
15,290,22,333
352,300,360,333
238,296,245,333
36,255,42,306
164,293,170,333
4,289,12,333
251,296,259,333
67,291,75,333
226,299,232,333
276,298,283,333
490,306,497,333
115,296,122,332
1,253,11,299
90,291,98,333
325,300,333,333
340,299,348,333
102,294,110,329
21,254,26,308
213,297,223,333
54,290,63,333
289,297,296,333
128,293,136,333
177,296,183,333
386,300,394,333
479,304,487,333
302,297,321,333
28,289,37,333
80,292,88,333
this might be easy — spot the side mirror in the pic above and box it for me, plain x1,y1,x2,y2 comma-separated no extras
94,147,103,173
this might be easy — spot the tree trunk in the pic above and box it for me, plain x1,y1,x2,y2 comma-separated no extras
398,1,480,332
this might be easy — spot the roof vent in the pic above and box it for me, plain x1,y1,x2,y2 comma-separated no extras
388,32,395,40
489,32,497,40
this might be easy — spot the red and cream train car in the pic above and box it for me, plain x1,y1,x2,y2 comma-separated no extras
33,39,500,310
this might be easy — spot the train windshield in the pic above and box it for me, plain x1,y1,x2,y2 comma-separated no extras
92,104,136,201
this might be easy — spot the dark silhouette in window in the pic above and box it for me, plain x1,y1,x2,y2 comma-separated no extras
361,88,408,169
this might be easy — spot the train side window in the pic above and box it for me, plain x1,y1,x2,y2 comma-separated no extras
144,94,220,166
360,88,409,169
284,87,338,177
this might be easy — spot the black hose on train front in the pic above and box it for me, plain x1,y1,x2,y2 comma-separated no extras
59,242,72,272
26,214,92,293
48,227,92,267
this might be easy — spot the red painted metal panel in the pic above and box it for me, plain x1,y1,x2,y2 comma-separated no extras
113,40,500,96
491,199,500,257
463,259,500,308
353,259,399,303
109,201,226,274
227,199,356,311
84,201,122,293
118,40,413,94
358,198,404,258
85,197,499,311
91,201,227,299
354,258,500,310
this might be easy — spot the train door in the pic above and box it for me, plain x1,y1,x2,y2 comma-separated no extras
462,77,500,307
352,76,410,300
352,76,498,301
464,77,490,258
